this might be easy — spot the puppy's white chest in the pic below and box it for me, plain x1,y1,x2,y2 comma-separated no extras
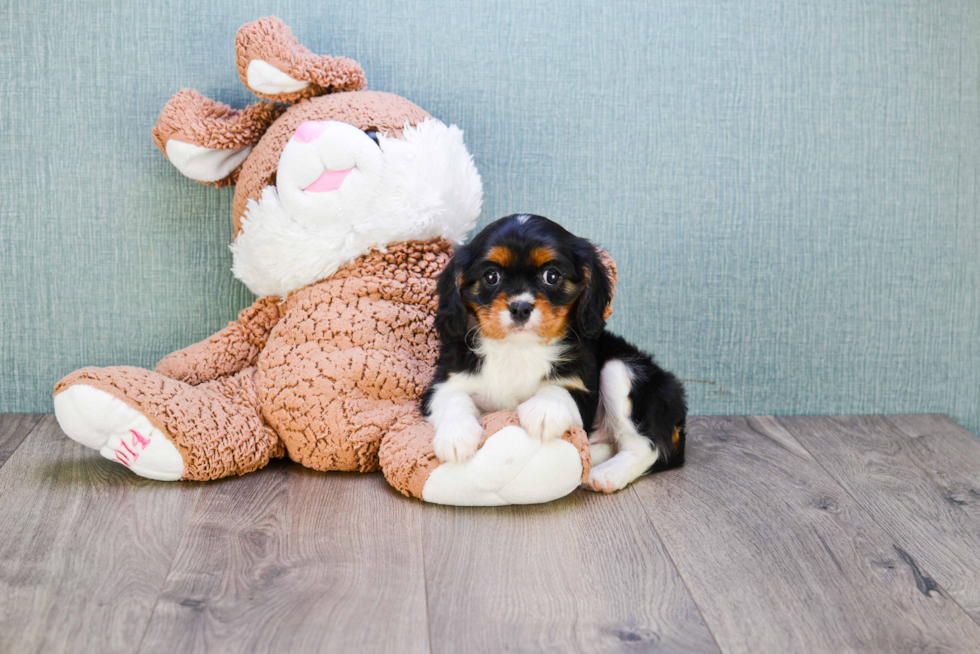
459,337,563,412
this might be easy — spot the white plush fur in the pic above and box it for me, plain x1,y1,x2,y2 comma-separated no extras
231,118,483,298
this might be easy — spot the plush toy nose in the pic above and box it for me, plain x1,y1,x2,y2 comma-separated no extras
508,301,534,324
294,121,326,143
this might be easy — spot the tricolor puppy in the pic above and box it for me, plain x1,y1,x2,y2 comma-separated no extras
422,214,686,493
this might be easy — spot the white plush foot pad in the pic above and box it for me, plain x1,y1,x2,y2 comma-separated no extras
53,385,185,481
422,426,584,506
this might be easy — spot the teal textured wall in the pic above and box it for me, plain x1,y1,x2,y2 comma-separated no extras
1,0,978,434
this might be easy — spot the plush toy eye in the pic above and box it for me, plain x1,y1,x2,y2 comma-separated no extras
483,270,500,286
543,268,562,286
364,130,381,146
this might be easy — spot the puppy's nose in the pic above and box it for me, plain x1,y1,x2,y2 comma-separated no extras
508,301,534,324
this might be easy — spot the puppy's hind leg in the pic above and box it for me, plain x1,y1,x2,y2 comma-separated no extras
588,442,616,466
585,358,686,493
586,360,656,493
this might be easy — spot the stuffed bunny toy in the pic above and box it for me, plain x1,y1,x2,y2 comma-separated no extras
54,17,604,505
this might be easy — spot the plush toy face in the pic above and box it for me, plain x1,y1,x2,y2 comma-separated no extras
152,17,482,298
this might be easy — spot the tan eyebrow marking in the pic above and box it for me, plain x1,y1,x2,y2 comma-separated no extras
530,246,557,267
486,246,514,267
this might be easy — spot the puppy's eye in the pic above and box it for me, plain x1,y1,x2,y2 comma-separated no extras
364,130,381,146
543,268,562,286
483,270,500,286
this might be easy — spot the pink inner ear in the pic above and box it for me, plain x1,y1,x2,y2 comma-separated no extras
294,121,325,143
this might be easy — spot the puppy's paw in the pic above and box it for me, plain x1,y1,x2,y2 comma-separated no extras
585,453,643,493
517,394,574,442
433,415,485,463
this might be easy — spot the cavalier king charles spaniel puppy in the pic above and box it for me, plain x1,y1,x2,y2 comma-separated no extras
421,214,686,492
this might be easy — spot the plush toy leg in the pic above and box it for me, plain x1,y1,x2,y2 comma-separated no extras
270,395,419,474
380,411,592,506
54,366,284,481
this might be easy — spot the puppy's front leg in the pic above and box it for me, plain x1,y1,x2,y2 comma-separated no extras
517,385,583,442
427,381,484,463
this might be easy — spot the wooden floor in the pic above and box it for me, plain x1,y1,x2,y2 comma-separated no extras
1,415,980,653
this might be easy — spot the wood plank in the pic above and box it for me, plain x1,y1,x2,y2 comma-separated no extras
632,415,980,654
138,467,430,654
422,488,720,654
0,412,42,467
0,416,200,654
778,414,980,623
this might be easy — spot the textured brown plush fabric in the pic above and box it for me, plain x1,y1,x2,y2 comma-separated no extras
151,89,285,188
235,16,367,103
56,239,447,480
155,296,284,385
230,91,432,234
258,239,450,472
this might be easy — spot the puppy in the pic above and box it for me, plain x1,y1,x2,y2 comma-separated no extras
421,214,687,493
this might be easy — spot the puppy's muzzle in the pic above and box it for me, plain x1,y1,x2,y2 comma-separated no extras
508,301,534,325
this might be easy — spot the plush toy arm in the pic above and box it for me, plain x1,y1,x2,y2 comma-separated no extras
152,89,284,187
155,296,282,385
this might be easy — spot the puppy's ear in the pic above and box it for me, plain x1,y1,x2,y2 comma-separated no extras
434,249,470,340
575,243,614,339
596,249,618,320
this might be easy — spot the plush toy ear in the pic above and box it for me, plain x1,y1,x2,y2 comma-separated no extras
152,89,284,187
575,245,617,339
236,16,367,103
434,250,470,341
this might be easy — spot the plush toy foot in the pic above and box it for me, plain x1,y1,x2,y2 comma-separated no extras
425,425,584,505
380,411,592,506
54,384,185,481
55,365,283,481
